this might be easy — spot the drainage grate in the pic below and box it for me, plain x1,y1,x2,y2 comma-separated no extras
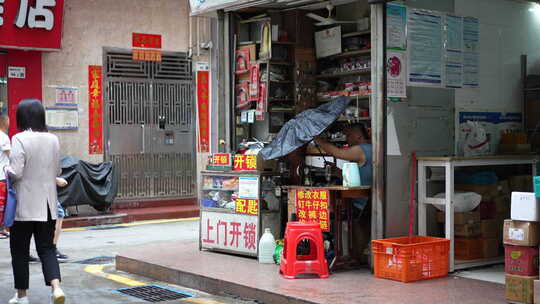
115,284,193,302
73,256,115,265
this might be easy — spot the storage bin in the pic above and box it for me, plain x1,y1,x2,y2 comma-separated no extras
372,236,450,283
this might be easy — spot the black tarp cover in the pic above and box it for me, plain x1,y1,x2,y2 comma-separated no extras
57,155,118,211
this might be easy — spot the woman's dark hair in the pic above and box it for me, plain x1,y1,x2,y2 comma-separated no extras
346,123,369,140
16,99,47,132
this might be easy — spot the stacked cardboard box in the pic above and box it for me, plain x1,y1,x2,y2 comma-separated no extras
505,190,540,304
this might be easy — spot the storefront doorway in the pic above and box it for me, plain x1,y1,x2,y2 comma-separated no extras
103,48,196,201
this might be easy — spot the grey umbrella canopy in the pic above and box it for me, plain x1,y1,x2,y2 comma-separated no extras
259,97,351,160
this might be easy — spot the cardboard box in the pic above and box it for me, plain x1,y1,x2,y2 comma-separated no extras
506,274,537,304
499,180,511,195
455,184,498,202
455,238,483,260
505,245,539,276
512,192,540,222
481,238,500,259
495,196,510,215
436,211,480,225
480,219,499,239
455,223,481,237
504,220,540,246
534,280,540,304
510,175,533,192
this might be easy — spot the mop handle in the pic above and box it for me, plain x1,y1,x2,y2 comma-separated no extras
409,152,417,238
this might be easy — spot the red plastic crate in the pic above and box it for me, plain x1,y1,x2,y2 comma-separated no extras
455,238,483,260
372,236,450,283
505,245,539,276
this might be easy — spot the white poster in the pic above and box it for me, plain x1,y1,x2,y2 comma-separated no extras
463,17,479,88
45,108,79,130
407,9,443,87
387,51,407,98
445,14,463,88
200,211,258,255
238,176,259,199
315,26,342,58
55,88,78,106
387,4,407,51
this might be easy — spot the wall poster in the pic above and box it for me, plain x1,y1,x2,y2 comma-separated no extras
445,14,463,88
387,51,407,98
463,17,480,88
387,4,407,51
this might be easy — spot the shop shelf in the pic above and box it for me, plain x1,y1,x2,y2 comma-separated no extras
316,69,371,79
259,60,293,66
317,95,370,102
324,49,371,60
269,98,294,102
372,236,450,283
239,17,271,24
266,80,294,84
342,30,371,38
237,41,260,46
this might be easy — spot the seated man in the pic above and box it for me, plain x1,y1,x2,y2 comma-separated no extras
314,123,372,212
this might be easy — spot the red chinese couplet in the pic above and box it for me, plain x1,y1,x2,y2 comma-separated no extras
235,198,259,215
132,33,162,49
295,189,330,232
233,154,257,171
197,71,210,152
88,66,103,154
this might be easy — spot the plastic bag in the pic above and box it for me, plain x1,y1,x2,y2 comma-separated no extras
273,240,284,264
433,191,482,213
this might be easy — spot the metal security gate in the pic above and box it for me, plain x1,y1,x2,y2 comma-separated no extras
103,48,196,201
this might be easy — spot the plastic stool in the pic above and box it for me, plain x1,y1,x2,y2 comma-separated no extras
279,222,329,279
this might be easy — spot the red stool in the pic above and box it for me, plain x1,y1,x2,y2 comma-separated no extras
279,222,329,279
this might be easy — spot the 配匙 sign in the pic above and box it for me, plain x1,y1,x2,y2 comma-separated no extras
0,0,65,50
295,189,330,232
201,211,258,255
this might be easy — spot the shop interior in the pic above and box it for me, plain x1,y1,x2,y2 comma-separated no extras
199,0,540,284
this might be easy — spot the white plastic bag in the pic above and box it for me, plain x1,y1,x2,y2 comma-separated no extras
433,191,482,213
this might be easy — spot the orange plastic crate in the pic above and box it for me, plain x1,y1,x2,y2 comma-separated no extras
372,236,450,283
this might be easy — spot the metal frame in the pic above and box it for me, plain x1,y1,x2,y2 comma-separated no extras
418,156,538,272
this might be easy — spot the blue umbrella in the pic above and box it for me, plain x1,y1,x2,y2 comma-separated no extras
260,97,351,160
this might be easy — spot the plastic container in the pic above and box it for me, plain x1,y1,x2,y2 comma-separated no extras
258,228,276,264
372,236,450,283
505,245,539,276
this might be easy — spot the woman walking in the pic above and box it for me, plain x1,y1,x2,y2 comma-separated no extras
7,99,65,304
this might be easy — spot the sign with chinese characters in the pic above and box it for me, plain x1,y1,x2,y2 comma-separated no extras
235,198,259,215
0,0,64,50
233,154,257,171
201,211,258,255
132,33,162,49
45,107,78,130
211,153,231,166
132,49,162,62
295,189,330,232
88,66,103,154
196,66,210,152
55,87,77,106
8,66,25,79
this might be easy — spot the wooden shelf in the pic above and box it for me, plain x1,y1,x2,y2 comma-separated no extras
269,98,294,102
238,41,295,46
323,49,371,60
266,80,294,84
342,30,371,38
239,17,270,24
317,95,370,102
316,69,371,79
238,41,260,46
258,60,293,66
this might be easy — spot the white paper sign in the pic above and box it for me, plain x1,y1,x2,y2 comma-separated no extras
8,66,26,79
387,51,407,98
509,228,525,241
55,88,78,106
45,108,79,130
315,26,342,58
200,211,258,255
238,176,259,199
387,4,407,50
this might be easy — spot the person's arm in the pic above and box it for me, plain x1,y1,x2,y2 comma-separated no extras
56,177,68,187
7,136,25,180
314,137,366,165
0,134,10,157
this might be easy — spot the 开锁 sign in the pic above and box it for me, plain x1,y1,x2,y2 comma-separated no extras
0,0,65,50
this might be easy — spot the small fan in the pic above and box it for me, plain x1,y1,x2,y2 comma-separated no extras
306,4,357,26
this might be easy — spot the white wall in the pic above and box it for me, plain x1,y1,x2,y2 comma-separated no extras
455,0,540,112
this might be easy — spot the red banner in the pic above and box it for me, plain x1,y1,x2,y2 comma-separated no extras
0,0,64,50
235,198,259,215
132,33,162,49
211,153,231,166
296,189,330,232
234,154,257,171
88,66,103,154
197,70,210,152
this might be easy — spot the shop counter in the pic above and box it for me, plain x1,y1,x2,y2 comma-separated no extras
417,155,538,272
285,185,371,271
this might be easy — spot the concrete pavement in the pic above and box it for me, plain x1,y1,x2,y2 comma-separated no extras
0,219,257,304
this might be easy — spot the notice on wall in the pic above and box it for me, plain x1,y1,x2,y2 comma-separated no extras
387,4,407,51
55,88,78,106
445,15,463,88
463,17,480,88
387,51,407,98
407,10,443,87
315,26,342,58
88,66,103,154
200,211,258,255
8,66,25,79
238,176,259,199
45,107,79,130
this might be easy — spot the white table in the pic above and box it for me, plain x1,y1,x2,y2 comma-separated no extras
417,155,538,272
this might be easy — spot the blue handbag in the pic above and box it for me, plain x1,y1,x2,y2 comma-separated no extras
3,177,17,227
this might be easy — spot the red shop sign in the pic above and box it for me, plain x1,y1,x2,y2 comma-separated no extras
233,154,257,171
0,0,65,50
295,189,330,232
132,33,162,49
